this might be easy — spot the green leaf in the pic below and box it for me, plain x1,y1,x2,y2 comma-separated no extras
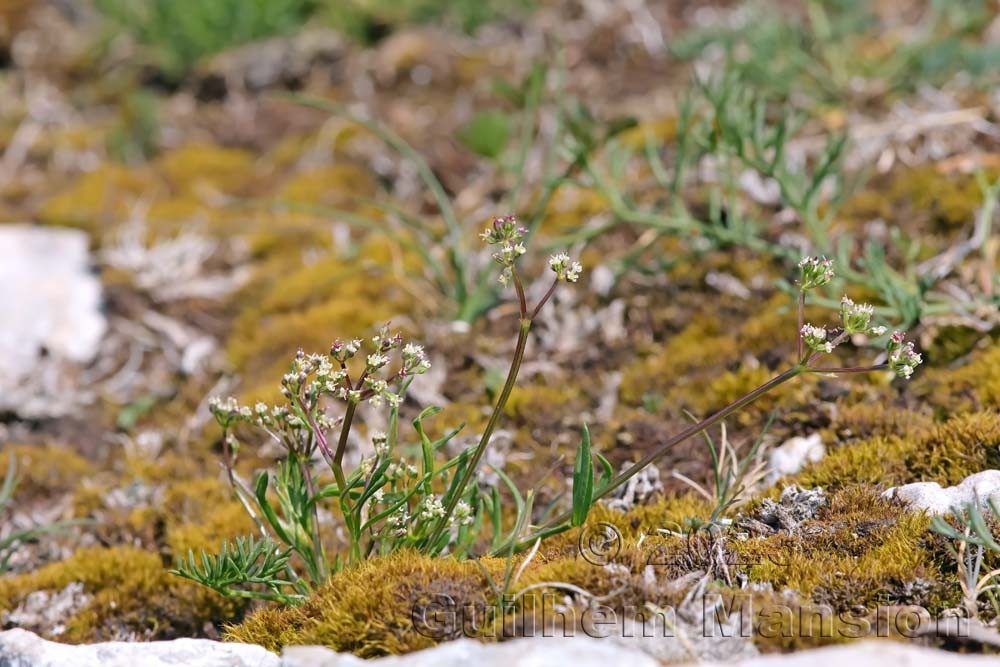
413,406,442,490
116,394,159,431
595,452,614,495
456,110,511,158
254,472,291,545
571,425,595,527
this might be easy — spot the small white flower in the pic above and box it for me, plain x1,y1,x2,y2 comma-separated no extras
800,324,833,354
366,351,389,372
887,331,922,380
360,456,375,476
549,253,583,283
419,496,445,520
798,256,834,290
454,500,474,526
840,296,875,334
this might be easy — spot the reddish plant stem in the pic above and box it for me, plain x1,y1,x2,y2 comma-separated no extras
426,317,533,548
807,364,889,374
797,290,805,359
529,279,560,320
510,365,806,550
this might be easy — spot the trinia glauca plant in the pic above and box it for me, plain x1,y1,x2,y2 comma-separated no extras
173,220,921,603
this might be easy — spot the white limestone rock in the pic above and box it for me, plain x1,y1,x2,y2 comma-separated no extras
883,470,1000,515
279,637,1000,667
0,628,279,667
767,433,825,483
0,225,106,418
3,630,1000,667
281,637,658,667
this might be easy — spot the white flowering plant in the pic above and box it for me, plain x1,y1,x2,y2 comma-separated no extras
174,216,588,603
173,324,493,602
174,220,923,604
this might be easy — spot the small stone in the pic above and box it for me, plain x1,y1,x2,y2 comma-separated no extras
739,485,826,534
2,584,91,637
767,434,824,483
883,470,1000,516
0,225,107,418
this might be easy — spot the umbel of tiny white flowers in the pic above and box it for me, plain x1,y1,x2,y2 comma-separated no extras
798,256,834,290
800,324,832,353
549,253,583,283
209,324,432,430
840,296,882,336
836,297,888,338
480,215,528,286
887,331,922,379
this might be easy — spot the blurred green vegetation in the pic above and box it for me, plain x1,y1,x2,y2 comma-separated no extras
94,0,533,83
319,0,533,44
671,0,1000,105
94,0,319,82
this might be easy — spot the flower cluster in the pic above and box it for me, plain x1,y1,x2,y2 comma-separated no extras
480,215,528,286
839,297,885,336
800,324,832,354
798,256,834,290
549,253,583,283
453,500,474,526
209,324,430,433
419,496,446,521
887,331,922,379
386,507,409,538
795,255,922,379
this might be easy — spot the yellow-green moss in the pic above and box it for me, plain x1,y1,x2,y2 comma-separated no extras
0,547,246,642
504,383,581,422
826,402,934,442
619,293,810,413
923,324,991,365
542,185,610,233
277,164,378,207
226,551,508,656
617,116,678,150
37,164,161,237
842,164,1000,233
620,315,738,404
227,259,415,403
156,143,256,196
729,486,958,647
3,444,95,500
166,502,256,556
160,479,257,555
796,411,1000,490
916,341,1000,413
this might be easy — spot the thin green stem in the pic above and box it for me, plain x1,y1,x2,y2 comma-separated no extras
512,270,528,319
509,365,805,551
797,290,805,359
332,400,358,494
427,318,533,548
298,459,327,581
